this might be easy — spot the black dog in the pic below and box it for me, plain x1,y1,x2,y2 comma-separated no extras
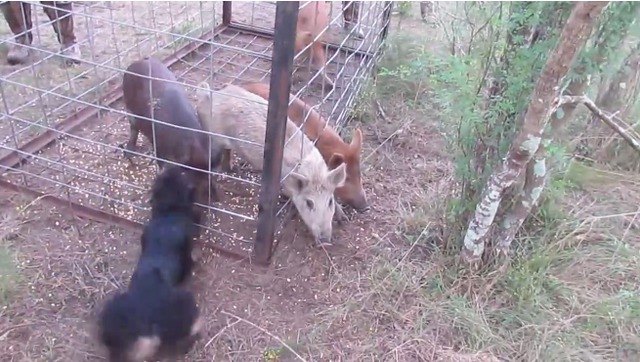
98,165,204,362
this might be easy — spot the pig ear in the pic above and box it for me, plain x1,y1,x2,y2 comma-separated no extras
350,128,363,152
291,172,309,192
328,153,345,170
196,81,211,102
327,163,347,189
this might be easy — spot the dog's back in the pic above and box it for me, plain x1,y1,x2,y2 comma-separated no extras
98,165,203,361
142,165,202,285
139,214,195,286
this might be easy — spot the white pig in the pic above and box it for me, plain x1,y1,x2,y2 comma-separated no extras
195,82,347,247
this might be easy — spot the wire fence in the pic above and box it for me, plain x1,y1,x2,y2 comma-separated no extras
0,1,391,259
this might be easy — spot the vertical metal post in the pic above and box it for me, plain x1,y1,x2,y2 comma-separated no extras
372,1,394,81
253,1,299,264
222,1,232,26
380,1,394,43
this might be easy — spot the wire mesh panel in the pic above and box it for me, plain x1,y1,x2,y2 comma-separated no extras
226,1,392,131
0,1,253,254
0,1,392,262
224,1,392,241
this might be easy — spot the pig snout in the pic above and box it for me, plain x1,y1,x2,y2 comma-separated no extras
353,197,370,212
349,191,370,212
313,230,333,248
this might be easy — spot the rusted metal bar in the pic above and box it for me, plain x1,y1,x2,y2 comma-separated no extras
0,178,252,262
227,22,374,59
222,1,232,26
0,23,229,170
253,1,299,264
0,178,143,230
380,1,394,44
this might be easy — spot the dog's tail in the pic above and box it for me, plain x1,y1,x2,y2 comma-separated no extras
98,286,202,362
129,336,162,362
98,290,160,361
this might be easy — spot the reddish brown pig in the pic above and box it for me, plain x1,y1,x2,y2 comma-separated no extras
241,82,369,212
295,1,334,88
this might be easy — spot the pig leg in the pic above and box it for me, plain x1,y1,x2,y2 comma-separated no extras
220,149,236,173
119,119,140,164
310,42,334,89
208,183,220,203
155,157,167,170
334,201,349,225
420,1,434,22
342,1,364,39
206,162,222,203
197,176,218,205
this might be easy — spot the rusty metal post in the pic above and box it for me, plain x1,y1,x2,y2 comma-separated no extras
380,1,394,43
253,1,299,264
222,1,232,26
372,1,394,81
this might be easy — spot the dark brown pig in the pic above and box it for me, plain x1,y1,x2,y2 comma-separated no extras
120,57,223,201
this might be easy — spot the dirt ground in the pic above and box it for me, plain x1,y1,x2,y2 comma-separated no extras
0,2,458,362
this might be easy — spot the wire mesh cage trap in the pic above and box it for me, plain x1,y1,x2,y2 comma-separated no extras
0,1,393,264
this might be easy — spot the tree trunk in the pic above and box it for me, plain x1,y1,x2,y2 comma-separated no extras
460,2,609,268
494,138,549,256
550,3,639,132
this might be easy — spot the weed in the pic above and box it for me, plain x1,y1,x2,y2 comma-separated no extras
171,20,201,47
357,11,640,360
0,241,19,303
394,1,414,18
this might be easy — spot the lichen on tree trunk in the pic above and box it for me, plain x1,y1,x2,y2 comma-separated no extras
460,1,609,268
495,139,550,256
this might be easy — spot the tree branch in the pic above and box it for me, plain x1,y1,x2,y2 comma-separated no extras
558,95,640,154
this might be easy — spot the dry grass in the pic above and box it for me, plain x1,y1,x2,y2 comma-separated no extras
0,2,638,362
0,216,20,304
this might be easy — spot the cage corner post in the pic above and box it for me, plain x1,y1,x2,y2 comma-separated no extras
381,1,394,42
253,1,299,265
222,1,232,26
